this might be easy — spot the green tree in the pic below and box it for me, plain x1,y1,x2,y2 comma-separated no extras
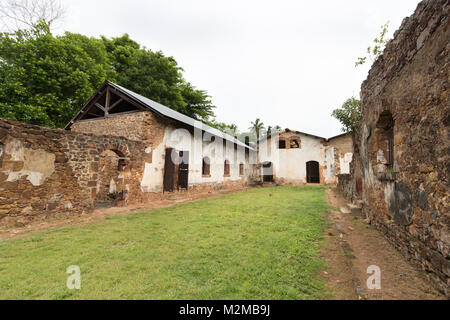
355,22,390,67
266,125,282,138
0,22,111,128
249,118,265,142
179,82,215,121
102,34,215,122
333,22,390,132
331,97,361,133
207,121,239,136
0,28,218,127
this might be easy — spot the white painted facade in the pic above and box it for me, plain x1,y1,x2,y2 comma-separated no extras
258,131,353,185
141,125,254,192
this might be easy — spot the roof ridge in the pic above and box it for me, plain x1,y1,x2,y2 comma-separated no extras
68,81,253,150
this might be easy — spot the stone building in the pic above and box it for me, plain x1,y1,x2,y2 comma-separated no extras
0,80,353,226
67,81,257,194
258,130,353,185
345,0,449,296
0,81,258,225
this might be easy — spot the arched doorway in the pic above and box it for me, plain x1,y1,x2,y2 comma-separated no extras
306,161,320,184
95,150,127,208
262,162,274,182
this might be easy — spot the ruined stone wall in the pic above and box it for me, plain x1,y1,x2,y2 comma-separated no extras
337,174,353,200
0,119,150,226
70,111,251,191
354,0,449,296
328,135,353,155
0,113,253,226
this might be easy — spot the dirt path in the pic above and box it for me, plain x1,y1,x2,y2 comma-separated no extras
321,187,444,300
0,187,251,240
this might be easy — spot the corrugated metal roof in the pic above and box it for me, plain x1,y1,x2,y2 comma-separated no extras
68,81,253,150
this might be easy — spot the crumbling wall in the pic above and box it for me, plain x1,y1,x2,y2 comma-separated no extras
71,111,251,192
0,119,149,226
70,111,166,147
327,134,354,175
337,174,353,200
355,0,449,296
0,113,253,226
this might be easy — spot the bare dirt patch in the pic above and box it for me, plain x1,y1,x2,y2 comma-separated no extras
321,187,444,300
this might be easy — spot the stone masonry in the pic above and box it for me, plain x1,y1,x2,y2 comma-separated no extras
0,119,150,226
349,0,449,296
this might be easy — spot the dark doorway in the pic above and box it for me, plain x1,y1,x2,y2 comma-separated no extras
95,149,127,208
262,162,274,182
164,148,190,192
306,161,320,184
163,148,176,192
202,157,210,176
178,151,189,190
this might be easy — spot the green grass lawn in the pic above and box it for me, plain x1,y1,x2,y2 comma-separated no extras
0,186,330,300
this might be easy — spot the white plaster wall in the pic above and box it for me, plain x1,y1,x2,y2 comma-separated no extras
1,139,55,187
259,133,328,184
325,147,336,181
141,126,248,192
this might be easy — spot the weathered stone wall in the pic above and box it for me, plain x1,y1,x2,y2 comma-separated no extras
328,135,353,155
337,174,353,200
0,119,150,226
71,111,166,147
354,0,449,296
0,113,252,226
327,134,354,176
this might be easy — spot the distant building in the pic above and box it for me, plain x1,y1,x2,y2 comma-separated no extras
258,129,353,185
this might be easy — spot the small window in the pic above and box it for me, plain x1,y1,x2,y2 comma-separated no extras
279,140,286,149
290,139,300,149
224,160,230,176
202,157,210,176
239,163,244,176
376,111,395,169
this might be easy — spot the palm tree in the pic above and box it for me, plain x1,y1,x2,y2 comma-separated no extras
249,118,265,142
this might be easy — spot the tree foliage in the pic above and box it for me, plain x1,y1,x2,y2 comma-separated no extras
101,34,215,122
0,28,216,128
332,22,390,133
355,21,390,67
331,97,361,133
0,23,111,128
249,118,266,142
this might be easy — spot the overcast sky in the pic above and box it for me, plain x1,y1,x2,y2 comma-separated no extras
63,0,421,138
